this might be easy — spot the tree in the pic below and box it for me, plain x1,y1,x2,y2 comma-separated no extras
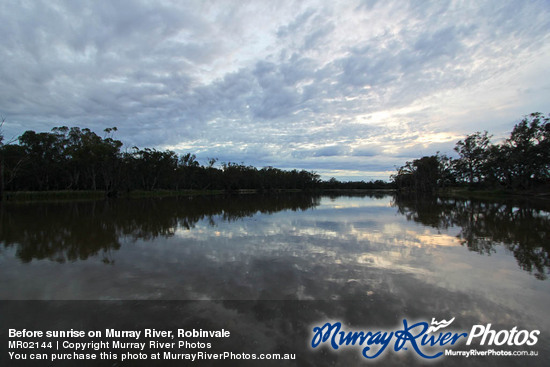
453,131,492,185
128,148,178,190
0,115,4,199
413,156,440,193
18,130,66,190
0,144,27,191
0,115,4,144
392,155,441,193
504,112,550,189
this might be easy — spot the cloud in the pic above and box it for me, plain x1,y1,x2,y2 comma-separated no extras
1,0,549,180
351,147,377,157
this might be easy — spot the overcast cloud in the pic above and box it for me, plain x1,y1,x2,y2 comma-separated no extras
1,0,549,180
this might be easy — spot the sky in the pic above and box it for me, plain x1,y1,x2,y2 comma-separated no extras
1,0,549,181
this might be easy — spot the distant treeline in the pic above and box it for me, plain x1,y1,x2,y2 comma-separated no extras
392,112,550,193
0,125,391,196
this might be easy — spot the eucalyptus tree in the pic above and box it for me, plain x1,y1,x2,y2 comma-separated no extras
18,129,67,190
0,116,4,198
128,148,178,190
392,155,441,193
504,112,550,189
453,131,492,185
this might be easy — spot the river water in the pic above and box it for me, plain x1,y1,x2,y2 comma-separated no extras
1,193,548,365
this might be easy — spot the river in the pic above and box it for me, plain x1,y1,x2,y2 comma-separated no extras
1,192,548,365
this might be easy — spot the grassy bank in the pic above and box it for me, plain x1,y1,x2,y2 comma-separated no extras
126,189,225,198
0,189,227,202
4,187,546,203
0,188,313,202
2,190,106,202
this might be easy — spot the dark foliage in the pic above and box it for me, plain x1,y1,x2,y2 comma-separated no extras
392,113,550,192
0,125,389,196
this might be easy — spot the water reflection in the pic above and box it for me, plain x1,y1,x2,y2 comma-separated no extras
1,193,549,365
0,193,548,296
392,194,550,280
0,193,320,264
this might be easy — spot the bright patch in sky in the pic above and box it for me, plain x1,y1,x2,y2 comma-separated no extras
1,0,549,180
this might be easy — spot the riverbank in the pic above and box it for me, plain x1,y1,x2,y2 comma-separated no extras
0,189,223,202
2,186,547,203
0,188,315,202
438,187,550,201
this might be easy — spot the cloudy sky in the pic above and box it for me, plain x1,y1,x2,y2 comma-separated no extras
1,0,549,180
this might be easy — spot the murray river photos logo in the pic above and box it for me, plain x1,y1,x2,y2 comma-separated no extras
310,317,540,360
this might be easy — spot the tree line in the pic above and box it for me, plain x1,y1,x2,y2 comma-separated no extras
0,124,391,197
392,112,550,192
0,126,321,195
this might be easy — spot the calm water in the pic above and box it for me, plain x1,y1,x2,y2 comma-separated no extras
1,193,549,365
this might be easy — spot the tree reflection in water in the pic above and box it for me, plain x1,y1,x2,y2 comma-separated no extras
2,192,549,281
0,193,320,264
1,192,549,366
392,193,550,280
